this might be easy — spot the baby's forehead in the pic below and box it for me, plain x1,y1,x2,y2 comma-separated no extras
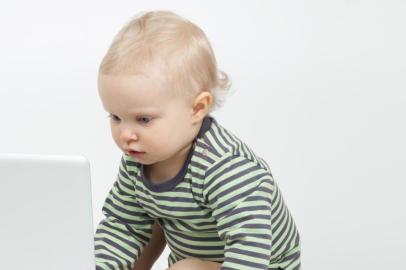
99,72,186,105
99,72,167,92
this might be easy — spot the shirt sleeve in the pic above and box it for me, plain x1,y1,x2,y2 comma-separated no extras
203,152,274,270
94,155,154,270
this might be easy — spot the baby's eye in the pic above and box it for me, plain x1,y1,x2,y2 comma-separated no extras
108,114,120,122
137,116,152,124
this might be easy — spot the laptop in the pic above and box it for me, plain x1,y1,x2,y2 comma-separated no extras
0,153,95,270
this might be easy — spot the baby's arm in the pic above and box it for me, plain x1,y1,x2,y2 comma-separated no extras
204,153,274,270
95,156,155,269
133,219,166,270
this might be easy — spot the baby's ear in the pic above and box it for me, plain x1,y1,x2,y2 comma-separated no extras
192,91,213,119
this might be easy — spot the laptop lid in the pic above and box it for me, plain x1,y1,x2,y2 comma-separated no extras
0,153,95,270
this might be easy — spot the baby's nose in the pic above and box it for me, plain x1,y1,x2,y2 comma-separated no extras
120,127,138,142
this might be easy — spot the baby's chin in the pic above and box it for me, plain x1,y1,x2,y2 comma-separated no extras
126,153,160,166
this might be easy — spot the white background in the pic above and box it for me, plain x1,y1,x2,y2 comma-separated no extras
1,1,405,269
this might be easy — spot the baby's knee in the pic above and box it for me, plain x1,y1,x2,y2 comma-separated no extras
167,258,220,270
168,258,199,270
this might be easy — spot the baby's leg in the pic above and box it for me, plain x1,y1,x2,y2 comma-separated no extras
167,258,221,270
133,219,166,270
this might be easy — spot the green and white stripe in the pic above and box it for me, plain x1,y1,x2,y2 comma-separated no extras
95,116,301,270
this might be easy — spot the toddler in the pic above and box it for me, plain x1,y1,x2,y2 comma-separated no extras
95,10,301,270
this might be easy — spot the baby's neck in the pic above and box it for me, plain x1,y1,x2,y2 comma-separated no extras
144,141,193,184
143,119,204,184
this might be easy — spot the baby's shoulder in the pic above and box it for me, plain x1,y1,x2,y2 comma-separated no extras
196,119,271,173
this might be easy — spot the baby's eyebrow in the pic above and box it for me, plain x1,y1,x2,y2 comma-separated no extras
128,107,160,114
107,110,161,118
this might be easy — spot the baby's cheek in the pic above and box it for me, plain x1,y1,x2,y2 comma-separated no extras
111,134,120,147
152,139,178,157
151,140,171,153
110,129,120,142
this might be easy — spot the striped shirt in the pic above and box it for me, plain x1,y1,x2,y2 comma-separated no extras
95,116,301,270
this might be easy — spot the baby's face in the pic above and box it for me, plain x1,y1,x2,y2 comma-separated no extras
98,73,197,165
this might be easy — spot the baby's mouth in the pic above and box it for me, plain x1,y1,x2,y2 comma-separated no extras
128,150,145,156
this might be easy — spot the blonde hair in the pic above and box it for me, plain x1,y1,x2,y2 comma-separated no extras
99,10,231,112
